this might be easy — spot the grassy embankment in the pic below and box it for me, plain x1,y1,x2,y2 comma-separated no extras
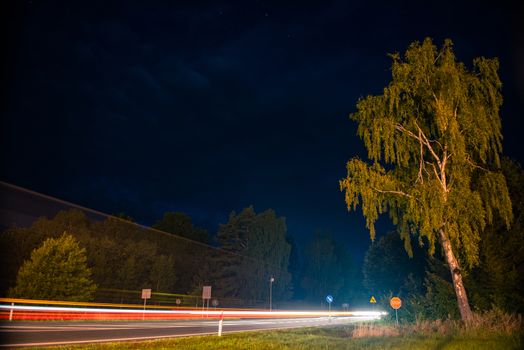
32,312,523,350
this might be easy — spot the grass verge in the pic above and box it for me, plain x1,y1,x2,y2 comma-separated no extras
28,323,522,350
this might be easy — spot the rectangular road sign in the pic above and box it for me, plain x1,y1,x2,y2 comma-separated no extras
202,286,212,300
141,288,152,299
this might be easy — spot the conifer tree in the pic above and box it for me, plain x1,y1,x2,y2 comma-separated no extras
213,207,292,304
340,38,512,321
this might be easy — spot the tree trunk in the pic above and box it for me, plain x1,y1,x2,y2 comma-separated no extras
438,228,473,322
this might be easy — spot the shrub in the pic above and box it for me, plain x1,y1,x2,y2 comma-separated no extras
9,233,96,301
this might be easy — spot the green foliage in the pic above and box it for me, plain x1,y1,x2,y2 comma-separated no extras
0,209,92,293
466,158,524,313
1,207,296,303
300,232,356,303
362,159,524,319
340,38,512,269
153,212,209,243
9,233,96,301
1,210,179,296
83,233,176,292
420,257,460,319
150,213,210,293
151,255,177,292
340,38,513,321
362,231,426,298
213,206,292,304
87,217,178,292
361,231,461,320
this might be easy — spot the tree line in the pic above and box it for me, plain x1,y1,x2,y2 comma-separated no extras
0,206,358,307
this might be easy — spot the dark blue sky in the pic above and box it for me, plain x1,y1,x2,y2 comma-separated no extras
2,0,523,261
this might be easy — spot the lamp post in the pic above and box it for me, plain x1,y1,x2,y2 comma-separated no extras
269,276,275,311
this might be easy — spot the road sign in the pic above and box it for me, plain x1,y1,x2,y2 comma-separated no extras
369,296,377,304
141,289,152,320
390,297,402,309
202,286,212,300
212,299,219,307
141,289,152,299
175,298,181,305
326,295,333,303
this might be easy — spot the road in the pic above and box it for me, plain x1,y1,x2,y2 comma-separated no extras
1,317,364,347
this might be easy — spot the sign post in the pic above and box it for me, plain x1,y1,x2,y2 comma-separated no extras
202,286,212,318
390,297,402,324
369,295,377,311
141,289,152,320
325,295,333,319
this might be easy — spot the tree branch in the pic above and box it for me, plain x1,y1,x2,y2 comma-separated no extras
429,139,444,152
427,161,442,186
465,157,489,171
371,187,412,198
395,123,422,142
414,120,442,166
441,146,449,194
417,128,424,184
395,121,443,186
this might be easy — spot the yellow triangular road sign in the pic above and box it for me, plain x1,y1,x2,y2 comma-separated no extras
370,296,377,303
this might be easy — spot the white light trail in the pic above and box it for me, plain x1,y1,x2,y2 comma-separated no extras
0,304,386,319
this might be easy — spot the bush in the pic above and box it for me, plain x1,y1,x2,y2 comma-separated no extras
9,233,96,301
352,309,522,339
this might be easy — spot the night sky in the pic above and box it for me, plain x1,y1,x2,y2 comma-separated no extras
2,0,523,261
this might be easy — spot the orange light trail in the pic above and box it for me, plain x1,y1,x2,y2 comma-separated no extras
0,299,387,322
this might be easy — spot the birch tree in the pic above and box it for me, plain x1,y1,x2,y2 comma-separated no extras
340,38,512,321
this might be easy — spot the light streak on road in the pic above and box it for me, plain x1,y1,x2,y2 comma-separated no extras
0,298,387,322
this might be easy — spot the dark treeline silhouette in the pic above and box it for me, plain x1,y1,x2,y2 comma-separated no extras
1,157,522,315
1,203,359,308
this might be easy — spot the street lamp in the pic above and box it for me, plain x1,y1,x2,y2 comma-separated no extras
269,276,275,311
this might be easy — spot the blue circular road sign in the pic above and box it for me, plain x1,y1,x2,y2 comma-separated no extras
326,295,333,303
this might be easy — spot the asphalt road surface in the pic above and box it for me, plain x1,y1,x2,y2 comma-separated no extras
1,317,364,347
